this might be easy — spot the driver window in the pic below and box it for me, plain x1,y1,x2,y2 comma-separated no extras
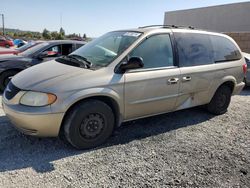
129,34,174,69
43,45,62,57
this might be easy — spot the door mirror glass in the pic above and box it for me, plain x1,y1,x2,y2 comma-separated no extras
119,56,144,73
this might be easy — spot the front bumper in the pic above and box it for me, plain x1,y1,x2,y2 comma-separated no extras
233,81,245,95
3,103,64,137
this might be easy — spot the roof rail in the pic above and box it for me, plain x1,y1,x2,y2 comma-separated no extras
138,25,195,29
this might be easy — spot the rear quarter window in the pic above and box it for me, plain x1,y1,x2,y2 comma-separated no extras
210,35,241,62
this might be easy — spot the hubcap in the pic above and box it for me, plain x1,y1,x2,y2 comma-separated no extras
80,113,105,139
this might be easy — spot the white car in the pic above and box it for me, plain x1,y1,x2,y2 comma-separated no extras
242,52,250,86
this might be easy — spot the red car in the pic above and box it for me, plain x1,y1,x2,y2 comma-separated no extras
0,41,42,55
0,37,14,48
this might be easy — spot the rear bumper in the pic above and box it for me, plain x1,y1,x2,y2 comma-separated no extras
233,82,245,95
3,103,64,137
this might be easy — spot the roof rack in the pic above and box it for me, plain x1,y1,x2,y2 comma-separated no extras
138,25,195,29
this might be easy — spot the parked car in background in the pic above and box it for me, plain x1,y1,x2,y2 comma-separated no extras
0,47,16,55
0,40,86,90
0,36,14,48
0,41,43,55
242,52,250,86
13,39,27,48
2,26,246,149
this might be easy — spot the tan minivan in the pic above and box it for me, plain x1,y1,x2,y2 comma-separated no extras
2,26,247,149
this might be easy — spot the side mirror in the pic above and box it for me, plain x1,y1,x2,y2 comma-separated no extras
119,57,144,73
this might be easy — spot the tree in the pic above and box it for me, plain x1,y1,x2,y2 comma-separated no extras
42,29,51,40
33,32,42,39
25,32,33,39
51,31,59,39
83,33,87,39
55,33,64,40
59,27,65,36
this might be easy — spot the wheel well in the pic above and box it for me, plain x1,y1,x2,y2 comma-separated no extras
220,81,235,93
59,96,121,137
0,69,23,76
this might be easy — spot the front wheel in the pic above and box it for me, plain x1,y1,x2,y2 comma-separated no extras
63,100,115,149
206,85,232,115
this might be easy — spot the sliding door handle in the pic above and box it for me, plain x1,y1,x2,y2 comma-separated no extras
182,76,192,82
167,78,179,85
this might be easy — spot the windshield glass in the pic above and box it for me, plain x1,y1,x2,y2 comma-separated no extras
19,42,48,56
70,31,142,67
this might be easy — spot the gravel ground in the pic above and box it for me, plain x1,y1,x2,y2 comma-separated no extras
0,88,249,188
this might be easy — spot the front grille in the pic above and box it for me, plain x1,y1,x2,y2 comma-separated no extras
4,81,21,100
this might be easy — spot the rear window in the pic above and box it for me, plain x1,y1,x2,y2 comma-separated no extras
174,32,241,67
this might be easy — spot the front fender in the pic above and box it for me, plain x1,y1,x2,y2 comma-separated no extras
56,87,124,116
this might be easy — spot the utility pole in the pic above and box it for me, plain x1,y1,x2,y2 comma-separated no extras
60,13,62,28
0,14,4,36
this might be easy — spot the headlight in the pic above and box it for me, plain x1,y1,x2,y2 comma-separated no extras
20,91,57,107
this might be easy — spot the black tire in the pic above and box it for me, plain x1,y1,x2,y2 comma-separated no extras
207,85,232,115
0,70,19,91
243,78,248,87
5,44,10,48
63,100,115,149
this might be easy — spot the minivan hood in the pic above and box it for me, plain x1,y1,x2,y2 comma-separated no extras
12,60,92,91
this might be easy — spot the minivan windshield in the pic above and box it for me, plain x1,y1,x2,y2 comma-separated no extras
69,31,142,67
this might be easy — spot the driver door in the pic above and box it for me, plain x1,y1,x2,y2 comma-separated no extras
124,34,180,120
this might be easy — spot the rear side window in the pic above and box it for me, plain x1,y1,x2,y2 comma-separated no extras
175,32,242,67
174,33,214,67
210,35,241,62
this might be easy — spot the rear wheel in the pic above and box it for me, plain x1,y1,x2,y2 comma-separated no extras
5,44,10,48
63,100,115,149
207,85,232,115
0,70,19,91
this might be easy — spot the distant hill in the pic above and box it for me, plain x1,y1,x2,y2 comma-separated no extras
0,27,40,34
0,27,90,41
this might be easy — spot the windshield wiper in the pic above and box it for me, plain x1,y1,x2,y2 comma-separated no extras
68,54,93,68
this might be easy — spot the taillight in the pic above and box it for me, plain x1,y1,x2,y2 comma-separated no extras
243,63,247,75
